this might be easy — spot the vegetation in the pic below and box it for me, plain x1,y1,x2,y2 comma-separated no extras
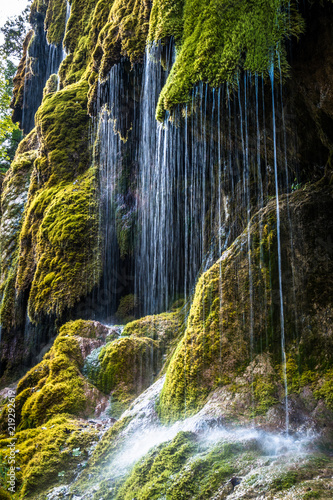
0,415,98,498
0,1,332,498
0,55,22,172
159,185,333,422
0,146,37,330
0,5,30,169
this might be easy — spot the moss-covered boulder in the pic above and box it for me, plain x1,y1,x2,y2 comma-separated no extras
84,337,159,417
0,415,98,498
122,307,184,363
159,182,333,426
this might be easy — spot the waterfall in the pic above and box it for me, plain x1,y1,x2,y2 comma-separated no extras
46,43,62,79
20,0,71,133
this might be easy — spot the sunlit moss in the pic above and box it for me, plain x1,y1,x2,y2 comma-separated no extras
156,0,305,120
148,0,185,44
0,415,98,498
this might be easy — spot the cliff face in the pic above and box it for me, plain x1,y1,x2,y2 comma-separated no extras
0,0,333,498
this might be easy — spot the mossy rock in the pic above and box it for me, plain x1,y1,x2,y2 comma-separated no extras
155,0,305,120
159,183,333,422
148,0,185,44
0,321,108,431
0,144,37,331
45,0,68,46
80,308,184,416
90,0,151,78
15,81,102,322
0,415,98,498
0,132,38,380
115,294,140,324
88,336,160,416
94,431,240,499
122,308,183,347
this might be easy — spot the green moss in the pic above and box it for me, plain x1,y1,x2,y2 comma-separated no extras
121,309,185,375
81,310,183,417
43,74,59,97
35,80,90,183
60,319,107,339
158,186,333,422
0,320,106,431
0,148,36,330
279,354,333,409
0,415,98,498
271,471,298,491
156,0,305,120
93,336,160,414
252,375,278,415
303,492,321,499
148,0,185,44
158,245,251,421
87,415,132,470
94,0,151,80
115,294,139,323
122,309,182,342
314,368,333,409
45,0,68,45
15,82,102,321
60,0,100,86
114,432,238,500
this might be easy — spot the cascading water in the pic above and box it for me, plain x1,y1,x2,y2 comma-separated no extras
62,377,316,499
93,44,299,432
93,60,139,321
20,0,71,133
135,42,182,315
46,43,62,80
